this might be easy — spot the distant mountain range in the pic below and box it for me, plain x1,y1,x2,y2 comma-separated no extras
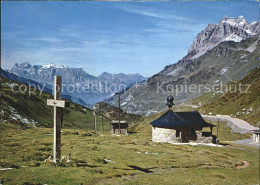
1,69,90,107
8,63,148,105
10,63,97,85
3,16,259,116
105,17,260,115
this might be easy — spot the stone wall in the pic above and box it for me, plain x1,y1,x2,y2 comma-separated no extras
195,130,213,143
152,127,214,143
152,127,177,143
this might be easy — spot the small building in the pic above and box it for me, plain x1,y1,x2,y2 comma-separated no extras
110,120,128,134
150,95,215,143
252,129,260,144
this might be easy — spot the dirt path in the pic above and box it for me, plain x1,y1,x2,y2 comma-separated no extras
232,139,260,148
202,115,259,134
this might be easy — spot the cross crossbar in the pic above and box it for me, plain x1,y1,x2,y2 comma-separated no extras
47,99,66,108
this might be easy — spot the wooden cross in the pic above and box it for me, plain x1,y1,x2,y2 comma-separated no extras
47,76,68,162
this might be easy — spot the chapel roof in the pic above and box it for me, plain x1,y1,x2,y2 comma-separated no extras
150,110,214,128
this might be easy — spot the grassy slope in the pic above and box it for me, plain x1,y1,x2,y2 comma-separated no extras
199,67,260,127
1,76,142,131
173,67,260,127
0,76,110,131
0,122,258,185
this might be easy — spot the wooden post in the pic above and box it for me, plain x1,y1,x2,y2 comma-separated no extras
217,118,219,138
118,90,121,134
93,110,97,132
101,102,104,132
47,76,67,163
55,76,62,162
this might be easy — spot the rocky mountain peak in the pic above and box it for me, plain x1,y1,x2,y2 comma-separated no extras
10,62,97,85
186,16,259,59
42,63,67,69
99,72,112,77
220,16,247,25
21,62,31,68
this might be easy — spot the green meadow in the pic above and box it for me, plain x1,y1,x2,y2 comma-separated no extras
0,119,259,185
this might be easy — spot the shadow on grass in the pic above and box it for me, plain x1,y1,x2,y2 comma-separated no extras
219,143,229,146
123,165,156,173
76,163,100,168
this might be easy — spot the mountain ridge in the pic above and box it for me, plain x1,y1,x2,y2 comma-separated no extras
105,26,260,115
9,63,147,105
186,16,259,60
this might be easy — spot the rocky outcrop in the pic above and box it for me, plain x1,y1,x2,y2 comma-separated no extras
187,16,259,59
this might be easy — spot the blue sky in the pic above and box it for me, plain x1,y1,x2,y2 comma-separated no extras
1,1,259,77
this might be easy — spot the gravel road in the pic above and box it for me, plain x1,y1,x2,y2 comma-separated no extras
202,115,259,134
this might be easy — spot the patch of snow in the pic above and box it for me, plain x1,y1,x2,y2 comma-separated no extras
42,63,67,69
120,102,127,106
246,39,258,53
221,20,238,27
125,95,133,102
220,68,228,75
224,34,243,42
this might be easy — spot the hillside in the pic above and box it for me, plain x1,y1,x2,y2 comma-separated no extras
0,75,113,130
173,67,260,127
94,102,143,125
1,69,91,108
198,67,260,127
106,32,260,115
1,72,144,131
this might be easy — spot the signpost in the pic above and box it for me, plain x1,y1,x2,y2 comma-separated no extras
47,76,68,163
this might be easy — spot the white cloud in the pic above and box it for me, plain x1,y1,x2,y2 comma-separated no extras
116,4,192,22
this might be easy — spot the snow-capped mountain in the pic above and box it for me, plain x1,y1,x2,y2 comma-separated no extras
9,62,147,105
10,62,97,85
42,63,68,69
187,16,259,59
105,17,260,115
